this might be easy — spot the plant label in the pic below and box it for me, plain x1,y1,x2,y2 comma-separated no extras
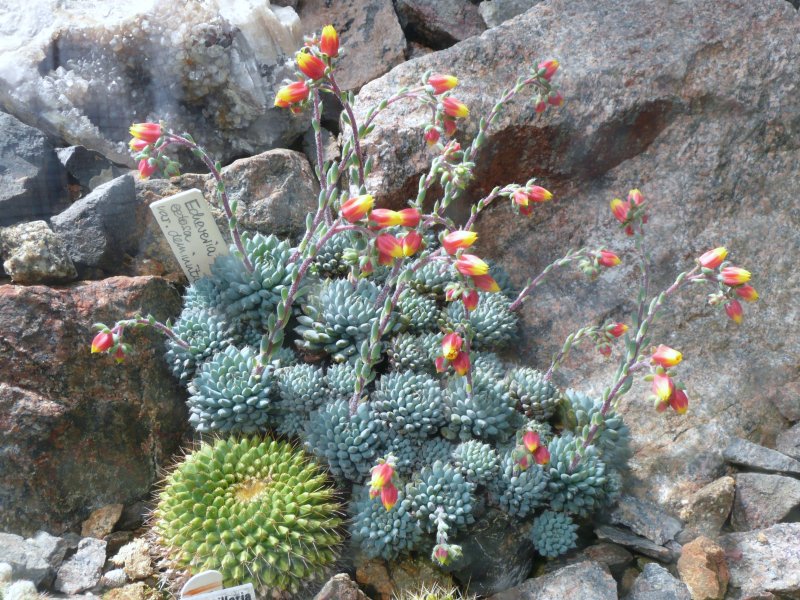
183,583,256,600
181,570,224,597
150,189,229,282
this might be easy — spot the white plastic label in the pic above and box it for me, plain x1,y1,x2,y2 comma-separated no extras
149,189,229,282
183,583,256,600
181,570,224,597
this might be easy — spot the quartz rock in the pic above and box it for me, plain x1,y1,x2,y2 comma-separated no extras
0,220,77,284
54,537,107,594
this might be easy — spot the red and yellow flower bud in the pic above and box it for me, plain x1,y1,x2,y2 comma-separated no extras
113,346,126,363
370,462,395,489
471,274,500,293
398,208,421,227
274,81,310,108
522,431,540,453
527,186,553,203
598,250,621,267
652,373,675,403
607,323,628,338
720,266,751,286
735,284,758,303
456,254,489,277
462,289,479,311
91,331,114,354
428,74,458,94
724,299,743,324
380,483,398,511
512,189,530,208
442,230,477,255
534,100,547,113
452,350,470,376
296,51,326,80
369,208,421,229
129,122,162,143
698,247,727,269
538,59,560,81
435,356,448,373
319,25,339,57
441,332,463,361
424,127,440,146
628,189,644,206
598,343,612,357
442,97,469,119
128,138,149,152
533,445,550,465
443,117,458,137
137,158,157,179
670,388,689,415
433,545,450,565
652,344,682,368
401,231,423,257
376,234,404,265
547,91,564,107
340,194,374,222
610,198,630,223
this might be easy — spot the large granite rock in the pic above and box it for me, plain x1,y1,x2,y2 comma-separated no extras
730,472,800,531
0,0,308,166
352,0,800,511
0,276,187,535
489,561,617,600
395,0,486,49
0,112,68,225
677,476,735,543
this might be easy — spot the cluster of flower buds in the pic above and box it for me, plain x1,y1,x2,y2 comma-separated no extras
596,322,629,357
510,183,554,217
90,325,129,363
454,254,500,293
579,249,622,278
431,507,463,566
610,189,647,236
435,332,470,376
698,247,758,325
512,430,551,470
647,344,689,414
421,72,468,146
369,457,399,511
370,208,423,265
533,59,564,113
274,25,339,112
128,122,179,179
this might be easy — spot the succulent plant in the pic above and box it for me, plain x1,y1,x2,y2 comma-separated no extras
154,437,342,594
386,434,420,475
530,510,579,558
445,370,517,441
295,278,400,363
187,345,272,433
277,363,327,414
165,306,233,382
507,367,562,421
486,260,516,299
350,484,422,560
398,289,442,332
546,434,611,517
487,452,549,518
313,231,358,278
564,389,632,471
409,460,476,533
388,333,441,373
409,259,455,296
305,398,390,481
182,277,218,311
452,440,500,485
446,292,518,350
371,371,447,438
325,361,359,401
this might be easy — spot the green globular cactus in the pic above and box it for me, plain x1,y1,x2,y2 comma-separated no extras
325,361,358,401
487,453,549,518
507,367,562,421
305,399,390,481
530,510,579,558
546,434,611,518
154,437,342,595
187,346,272,433
350,485,422,560
452,440,499,485
409,461,476,533
395,583,476,600
398,289,442,332
445,370,517,441
165,306,234,383
388,333,441,373
446,292,518,350
295,278,400,363
564,389,632,471
371,371,447,438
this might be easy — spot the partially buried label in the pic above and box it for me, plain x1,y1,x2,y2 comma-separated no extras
149,189,229,282
182,583,256,600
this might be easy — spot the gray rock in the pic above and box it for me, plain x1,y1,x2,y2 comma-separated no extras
0,533,51,586
731,472,800,532
611,495,683,546
4,580,39,600
677,476,735,544
110,539,152,581
302,127,340,168
57,146,127,193
489,561,617,600
0,562,11,583
54,538,107,594
449,508,535,596
718,523,800,598
0,113,68,226
479,0,543,28
625,563,691,600
542,542,633,579
51,174,139,277
297,0,405,92
395,0,486,49
100,568,128,589
0,2,308,166
0,221,77,284
775,423,800,460
25,531,69,571
595,525,675,562
352,0,800,513
313,573,368,600
723,437,800,475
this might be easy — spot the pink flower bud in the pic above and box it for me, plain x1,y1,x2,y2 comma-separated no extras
401,231,423,257
720,266,751,287
340,194,374,223
610,198,630,224
370,462,394,489
428,74,459,94
462,289,479,311
380,483,398,511
607,323,628,338
652,344,682,368
537,59,560,81
627,189,644,206
652,373,675,402
533,445,550,465
452,351,470,376
724,299,743,324
296,51,326,80
442,230,477,255
441,332,463,361
522,431,540,453
129,122,162,143
471,274,500,293
376,234,403,265
456,254,489,276
113,345,126,363
435,356,449,373
443,118,458,137
137,158,157,179
443,97,469,119
91,331,114,354
424,127,440,146
598,250,621,268
319,25,339,57
527,186,553,203
735,284,758,303
670,388,689,414
128,138,149,152
274,81,310,108
547,91,564,107
698,247,728,269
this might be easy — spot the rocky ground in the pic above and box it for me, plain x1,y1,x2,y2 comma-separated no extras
1,0,799,598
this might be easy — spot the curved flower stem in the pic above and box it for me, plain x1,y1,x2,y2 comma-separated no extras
543,325,602,382
114,317,190,349
166,134,253,273
463,186,506,231
329,73,366,187
509,248,590,312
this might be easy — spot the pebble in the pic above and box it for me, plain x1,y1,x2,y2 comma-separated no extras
54,538,107,594
722,437,800,475
676,536,729,600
